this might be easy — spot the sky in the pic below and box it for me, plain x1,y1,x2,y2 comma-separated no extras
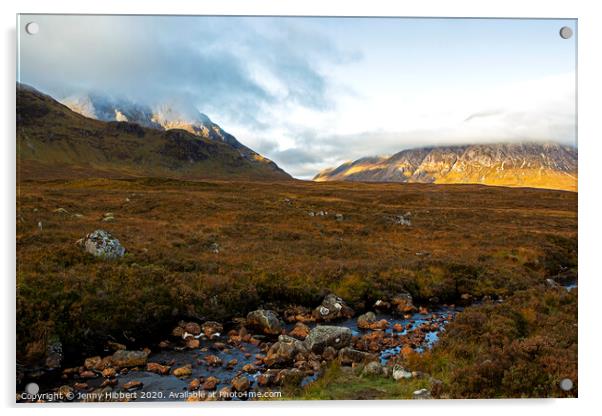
18,15,577,179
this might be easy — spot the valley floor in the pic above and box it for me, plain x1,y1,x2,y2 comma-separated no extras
16,178,577,399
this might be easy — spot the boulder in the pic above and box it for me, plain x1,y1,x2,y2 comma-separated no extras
171,326,185,338
312,294,354,321
81,229,125,259
299,359,320,373
304,325,352,354
357,312,376,329
122,380,143,390
110,350,148,368
80,370,97,379
173,365,193,378
288,322,310,340
58,385,74,401
212,342,226,350
413,388,431,399
188,378,201,391
183,322,201,336
45,337,63,370
264,335,308,367
322,346,337,361
146,362,170,375
274,368,304,386
107,341,127,351
256,369,280,387
361,361,383,377
84,356,102,370
218,386,232,400
282,305,315,323
186,338,200,349
202,321,223,337
203,376,220,390
246,310,283,335
373,299,391,312
62,367,79,377
338,347,378,366
231,375,251,392
242,363,256,373
391,213,411,226
102,367,117,378
357,312,389,330
100,378,117,388
391,291,416,314
392,365,413,380
205,355,223,367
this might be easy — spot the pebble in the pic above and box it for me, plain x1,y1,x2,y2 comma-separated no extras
172,365,192,378
122,380,143,390
188,378,201,391
203,376,219,391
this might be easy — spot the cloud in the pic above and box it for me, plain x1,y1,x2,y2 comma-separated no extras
270,148,321,165
222,72,576,179
464,110,504,122
19,16,576,180
19,15,355,131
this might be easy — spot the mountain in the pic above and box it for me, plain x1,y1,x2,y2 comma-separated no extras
60,93,277,167
314,143,577,191
17,84,291,181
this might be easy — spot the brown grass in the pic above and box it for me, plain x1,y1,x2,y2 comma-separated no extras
16,178,577,369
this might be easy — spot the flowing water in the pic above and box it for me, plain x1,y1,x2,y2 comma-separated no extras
42,307,458,402
24,279,578,402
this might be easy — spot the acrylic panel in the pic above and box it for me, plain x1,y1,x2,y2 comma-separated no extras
16,15,577,403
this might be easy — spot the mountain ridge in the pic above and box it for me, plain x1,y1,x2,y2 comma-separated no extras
60,92,278,168
314,143,577,191
16,84,291,181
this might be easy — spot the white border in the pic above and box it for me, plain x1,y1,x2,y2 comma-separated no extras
2,1,601,415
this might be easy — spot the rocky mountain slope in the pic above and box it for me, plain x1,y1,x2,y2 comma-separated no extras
314,143,577,191
61,93,269,165
16,84,291,181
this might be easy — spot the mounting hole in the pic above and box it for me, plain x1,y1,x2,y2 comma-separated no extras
559,26,573,39
559,378,573,391
25,22,39,35
25,382,39,395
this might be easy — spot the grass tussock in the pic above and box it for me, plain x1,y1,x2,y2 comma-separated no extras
295,362,431,400
410,287,578,398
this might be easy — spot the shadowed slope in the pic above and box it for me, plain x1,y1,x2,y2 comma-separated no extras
17,84,292,181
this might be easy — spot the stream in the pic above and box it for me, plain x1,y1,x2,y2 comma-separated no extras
29,307,458,402
22,277,578,403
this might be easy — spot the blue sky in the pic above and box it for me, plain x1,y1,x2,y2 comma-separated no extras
18,15,576,178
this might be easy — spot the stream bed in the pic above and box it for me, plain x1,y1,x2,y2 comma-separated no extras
19,279,577,402
36,307,459,402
